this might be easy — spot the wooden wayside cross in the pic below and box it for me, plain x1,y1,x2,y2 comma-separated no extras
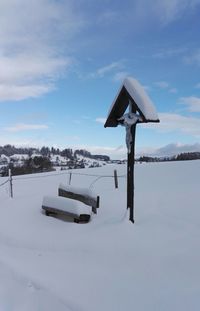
104,77,160,223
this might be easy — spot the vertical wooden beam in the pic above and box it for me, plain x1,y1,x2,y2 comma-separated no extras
114,169,118,189
69,172,72,185
9,168,13,198
127,124,136,223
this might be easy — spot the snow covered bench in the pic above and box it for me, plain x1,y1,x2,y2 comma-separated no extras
58,183,100,214
42,196,91,223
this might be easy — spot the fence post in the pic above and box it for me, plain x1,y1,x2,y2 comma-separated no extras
114,169,118,189
69,172,72,185
8,168,13,198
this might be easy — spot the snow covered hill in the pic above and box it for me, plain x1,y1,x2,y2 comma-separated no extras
0,161,199,310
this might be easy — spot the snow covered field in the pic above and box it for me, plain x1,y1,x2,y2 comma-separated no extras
0,161,199,310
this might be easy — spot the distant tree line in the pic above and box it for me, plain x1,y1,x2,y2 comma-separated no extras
0,145,36,157
1,156,53,176
138,152,200,162
0,145,110,161
74,149,110,161
175,152,200,161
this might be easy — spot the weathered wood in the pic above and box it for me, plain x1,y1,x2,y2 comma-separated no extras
58,188,100,212
127,124,136,223
104,77,160,224
42,205,90,223
69,172,72,185
114,169,118,189
92,206,96,214
9,169,13,198
45,210,55,216
104,78,160,128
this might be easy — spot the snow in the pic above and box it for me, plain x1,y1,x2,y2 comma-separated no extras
0,161,200,310
75,154,107,167
124,77,159,121
109,77,159,122
118,112,142,153
50,154,68,165
30,153,42,158
10,154,29,160
59,183,97,199
42,195,91,215
0,154,9,164
118,111,143,126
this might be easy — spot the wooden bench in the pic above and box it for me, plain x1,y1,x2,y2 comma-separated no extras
42,195,91,223
58,183,100,214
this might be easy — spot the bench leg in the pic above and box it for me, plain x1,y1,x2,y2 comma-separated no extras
92,206,97,214
45,210,56,217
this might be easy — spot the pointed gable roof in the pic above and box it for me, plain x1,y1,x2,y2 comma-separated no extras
104,77,160,127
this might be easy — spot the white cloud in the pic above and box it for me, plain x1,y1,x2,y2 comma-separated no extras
152,0,200,25
154,82,178,93
169,88,178,93
184,49,200,66
0,84,53,101
97,10,119,25
4,123,48,132
113,71,129,82
0,135,61,149
154,81,169,88
84,61,125,80
0,55,70,85
179,96,200,112
143,85,152,92
97,62,122,77
72,141,200,159
66,135,80,141
132,0,200,29
97,112,200,138
71,144,127,160
81,116,90,120
73,120,81,125
0,0,83,101
142,112,200,137
138,142,200,157
96,118,106,124
153,47,187,59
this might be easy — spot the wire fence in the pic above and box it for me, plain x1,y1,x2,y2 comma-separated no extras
0,179,9,187
0,169,127,198
0,179,10,199
12,171,126,181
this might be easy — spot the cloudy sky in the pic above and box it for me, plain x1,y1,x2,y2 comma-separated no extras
1,0,200,158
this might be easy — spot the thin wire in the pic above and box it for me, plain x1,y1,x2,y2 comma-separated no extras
13,171,68,180
89,176,105,189
12,171,127,181
0,179,9,187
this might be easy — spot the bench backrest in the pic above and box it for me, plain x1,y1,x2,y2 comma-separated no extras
58,185,99,214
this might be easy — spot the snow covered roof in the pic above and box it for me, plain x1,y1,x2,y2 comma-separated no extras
30,153,42,158
10,154,29,160
104,77,160,127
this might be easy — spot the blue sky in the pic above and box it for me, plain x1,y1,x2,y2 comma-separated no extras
1,0,200,158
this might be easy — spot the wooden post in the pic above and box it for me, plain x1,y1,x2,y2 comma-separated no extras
69,172,72,185
8,168,13,198
114,169,118,189
127,124,136,223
